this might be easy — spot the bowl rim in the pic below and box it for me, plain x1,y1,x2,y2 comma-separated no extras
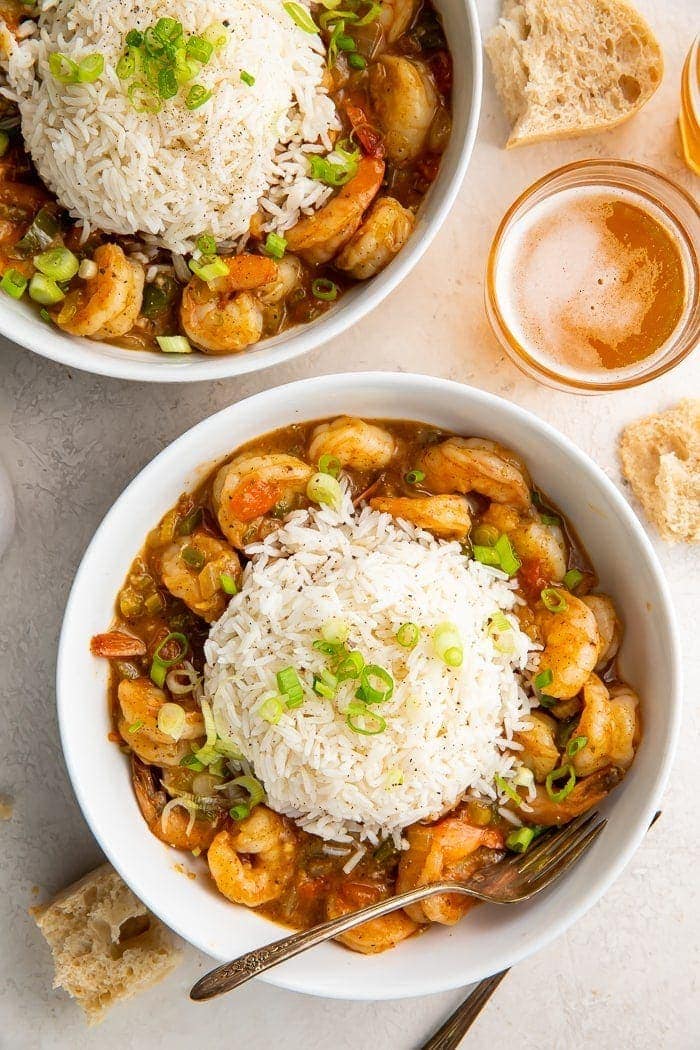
57,372,682,998
0,0,482,384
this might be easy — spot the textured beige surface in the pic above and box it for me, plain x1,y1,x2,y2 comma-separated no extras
0,0,698,1046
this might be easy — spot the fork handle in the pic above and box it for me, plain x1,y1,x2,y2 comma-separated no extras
190,881,490,1001
420,970,510,1050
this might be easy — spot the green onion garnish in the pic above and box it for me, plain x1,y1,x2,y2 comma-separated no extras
186,35,214,63
540,513,560,526
263,232,286,259
313,668,338,699
348,52,367,70
125,29,144,47
307,471,343,511
318,454,341,478
471,523,500,547
28,274,64,305
189,256,228,282
196,234,217,256
321,618,350,647
396,622,420,649
356,664,394,704
150,632,188,687
128,81,162,114
335,650,364,681
566,734,588,758
311,277,338,301
158,66,178,99
563,568,583,592
541,587,567,613
506,826,537,853
346,700,386,736
176,507,202,535
472,544,501,567
185,84,213,110
33,247,79,283
240,69,255,86
283,2,318,33
203,22,229,48
220,573,238,595
156,702,186,740
277,666,304,707
258,694,285,724
179,753,205,771
494,533,521,576
309,146,359,187
1,269,27,300
181,545,205,569
231,774,266,808
128,720,144,734
48,52,80,84
13,207,59,259
534,668,553,690
487,612,515,654
78,53,104,83
433,622,463,667
494,773,521,805
116,51,136,80
545,764,576,802
229,802,250,821
157,335,192,353
404,469,425,485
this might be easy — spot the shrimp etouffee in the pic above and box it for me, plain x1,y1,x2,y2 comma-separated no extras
0,0,452,357
92,418,642,954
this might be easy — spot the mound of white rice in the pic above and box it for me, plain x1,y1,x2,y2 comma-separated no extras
204,486,539,849
3,0,339,252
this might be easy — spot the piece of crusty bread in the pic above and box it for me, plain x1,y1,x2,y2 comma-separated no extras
486,0,663,148
619,400,700,543
32,864,182,1025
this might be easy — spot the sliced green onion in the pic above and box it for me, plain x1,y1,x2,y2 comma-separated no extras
150,632,188,687
49,52,80,84
385,767,404,787
195,234,216,256
318,454,341,478
309,152,358,187
176,506,202,535
258,694,285,724
220,573,238,595
396,622,420,649
188,255,228,282
39,308,51,323
185,35,214,64
354,0,382,25
494,533,521,577
128,720,143,734
321,618,349,647
185,84,213,110
203,22,229,48
540,513,560,526
313,668,338,699
263,232,286,259
346,700,386,736
487,612,515,654
312,638,343,656
307,471,343,511
116,50,136,80
277,666,303,706
566,734,588,758
33,247,79,282
1,269,27,300
433,622,463,668
506,827,536,853
125,29,144,47
28,274,64,305
541,587,567,613
231,774,266,808
229,802,250,821
494,773,521,805
181,545,205,569
128,81,162,114
157,702,187,741
472,544,501,567
563,568,583,592
283,2,318,33
179,752,205,771
335,650,364,681
240,69,255,87
356,664,394,704
471,523,500,547
404,469,425,485
78,53,104,83
534,668,553,691
13,207,59,258
545,764,577,803
311,277,338,301
154,17,183,44
348,52,367,70
158,66,178,100
538,694,557,708
157,335,192,354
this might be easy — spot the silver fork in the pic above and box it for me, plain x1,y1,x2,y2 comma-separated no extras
190,811,606,1002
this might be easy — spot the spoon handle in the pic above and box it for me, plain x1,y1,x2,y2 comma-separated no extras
419,970,510,1050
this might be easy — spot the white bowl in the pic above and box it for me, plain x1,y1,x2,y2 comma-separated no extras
57,373,681,999
0,3,481,383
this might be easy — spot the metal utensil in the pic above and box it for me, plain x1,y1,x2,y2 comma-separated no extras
419,809,663,1050
191,811,606,1002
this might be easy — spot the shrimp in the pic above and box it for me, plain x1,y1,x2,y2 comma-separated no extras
510,521,568,582
513,711,560,782
57,243,144,338
207,806,296,907
131,755,220,850
211,452,313,549
534,589,600,699
284,157,385,266
583,594,622,669
377,0,418,43
571,674,640,776
519,766,623,827
117,678,204,767
308,416,397,472
257,255,303,305
397,815,504,924
368,56,437,166
158,528,241,622
180,254,276,354
369,494,471,539
335,197,414,280
325,886,418,954
419,437,532,508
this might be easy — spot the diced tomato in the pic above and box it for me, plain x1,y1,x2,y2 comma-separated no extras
345,103,386,159
518,557,548,601
429,50,452,96
339,881,382,908
228,478,281,522
297,876,329,902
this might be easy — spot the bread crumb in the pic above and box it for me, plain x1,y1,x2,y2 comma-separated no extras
32,863,182,1025
619,400,700,542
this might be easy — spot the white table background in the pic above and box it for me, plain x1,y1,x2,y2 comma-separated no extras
0,1,698,1047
